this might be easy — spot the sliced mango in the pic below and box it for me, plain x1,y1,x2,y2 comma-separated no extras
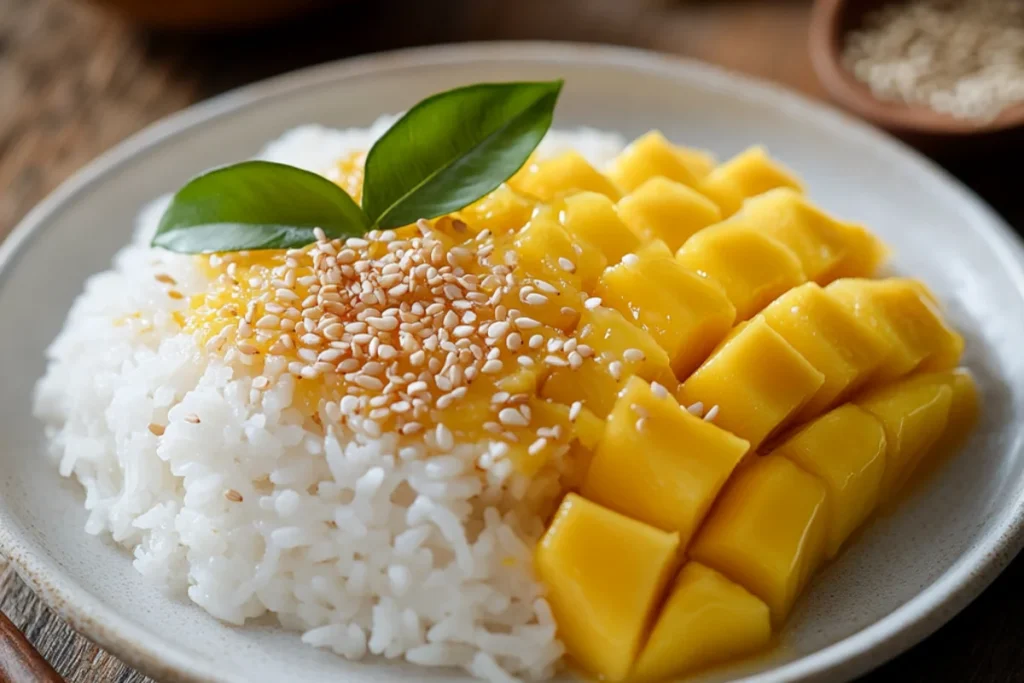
774,404,888,557
561,192,641,264
457,184,535,235
631,563,771,683
583,377,749,545
856,373,954,498
827,278,964,385
513,209,607,293
677,318,825,448
535,494,679,681
698,146,803,217
617,177,722,251
690,455,828,622
733,188,887,283
512,151,621,202
598,245,736,378
677,222,807,321
541,307,675,417
605,130,715,192
760,282,889,421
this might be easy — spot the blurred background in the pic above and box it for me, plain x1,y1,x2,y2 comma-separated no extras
0,0,1022,681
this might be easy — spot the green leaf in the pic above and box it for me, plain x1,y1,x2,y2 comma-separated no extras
361,80,563,230
152,161,369,253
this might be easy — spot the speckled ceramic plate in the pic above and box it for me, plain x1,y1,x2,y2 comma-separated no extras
1,42,1023,683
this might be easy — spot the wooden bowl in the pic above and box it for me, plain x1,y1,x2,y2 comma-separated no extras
86,0,332,29
809,0,1024,137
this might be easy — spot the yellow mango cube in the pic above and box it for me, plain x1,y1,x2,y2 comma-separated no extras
735,188,888,283
631,563,771,683
457,184,535,235
760,283,889,421
677,222,807,321
942,368,980,446
856,373,954,498
535,494,679,681
583,377,750,545
512,151,621,202
827,278,964,384
561,192,641,264
690,455,829,622
541,307,675,417
606,130,715,192
677,318,825,448
773,404,888,557
699,146,804,217
598,249,736,378
513,210,607,293
617,177,722,251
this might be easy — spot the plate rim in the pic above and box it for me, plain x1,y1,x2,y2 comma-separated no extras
2,40,1024,683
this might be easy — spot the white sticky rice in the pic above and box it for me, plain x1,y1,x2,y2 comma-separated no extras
33,120,627,682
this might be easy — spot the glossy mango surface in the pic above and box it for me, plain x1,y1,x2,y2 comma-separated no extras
691,455,829,622
535,494,679,681
760,282,889,421
677,222,807,321
583,377,750,545
774,404,888,557
631,563,771,682
677,318,825,448
617,177,722,251
606,130,715,192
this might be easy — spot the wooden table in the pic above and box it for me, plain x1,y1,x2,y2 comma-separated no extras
1,0,1022,681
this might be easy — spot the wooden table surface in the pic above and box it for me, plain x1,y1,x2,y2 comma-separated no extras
1,0,1022,681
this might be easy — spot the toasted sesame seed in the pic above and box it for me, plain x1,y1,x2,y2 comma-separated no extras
528,438,548,456
518,356,535,367
499,407,529,427
584,297,602,310
525,293,549,306
577,344,594,358
514,316,541,330
568,351,583,369
635,417,647,432
569,401,583,422
622,253,639,267
224,489,243,503
545,355,569,367
184,413,200,424
623,348,645,363
651,382,668,399
529,334,544,349
704,405,720,422
148,423,165,436
687,401,704,416
608,360,623,381
252,376,270,390
481,359,504,374
354,375,384,391
558,257,576,273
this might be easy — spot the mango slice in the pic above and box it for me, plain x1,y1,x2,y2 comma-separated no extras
457,184,535,235
512,151,621,202
941,368,980,446
560,192,641,264
541,307,675,417
606,130,715,192
690,455,828,623
631,562,772,682
760,283,889,421
856,373,954,498
535,494,679,682
617,177,722,251
514,209,607,293
732,189,888,283
598,245,736,378
677,318,825,448
773,404,888,557
698,146,804,217
583,377,750,545
676,222,807,321
827,278,964,385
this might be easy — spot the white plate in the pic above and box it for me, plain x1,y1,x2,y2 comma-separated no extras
2,42,1023,683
